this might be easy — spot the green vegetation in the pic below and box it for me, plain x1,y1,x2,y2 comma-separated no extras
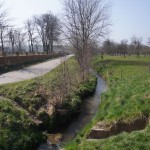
75,125,150,150
0,98,45,150
93,55,150,122
0,57,96,150
65,55,150,150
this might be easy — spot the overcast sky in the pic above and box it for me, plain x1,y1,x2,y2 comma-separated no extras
4,0,150,44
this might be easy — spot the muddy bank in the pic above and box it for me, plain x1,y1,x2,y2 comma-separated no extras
87,116,148,139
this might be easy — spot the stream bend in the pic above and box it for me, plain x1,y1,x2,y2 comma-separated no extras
38,73,107,150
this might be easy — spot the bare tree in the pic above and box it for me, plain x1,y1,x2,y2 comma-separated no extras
25,18,36,53
8,28,15,53
35,12,61,54
118,39,128,58
147,38,150,56
34,37,40,52
0,2,9,55
63,0,110,81
44,13,61,53
0,25,8,54
34,15,46,53
131,36,142,57
14,28,26,53
103,39,117,55
147,38,150,47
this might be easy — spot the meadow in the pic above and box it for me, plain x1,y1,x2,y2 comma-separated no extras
65,55,150,150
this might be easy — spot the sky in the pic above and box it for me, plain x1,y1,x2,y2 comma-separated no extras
111,0,150,44
3,0,150,45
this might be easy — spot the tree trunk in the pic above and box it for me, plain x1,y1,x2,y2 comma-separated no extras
12,42,14,53
31,39,34,53
50,41,53,53
1,31,4,54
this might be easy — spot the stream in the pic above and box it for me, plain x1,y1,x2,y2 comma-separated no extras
38,74,107,150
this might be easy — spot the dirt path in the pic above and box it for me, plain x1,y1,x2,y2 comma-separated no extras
0,55,73,85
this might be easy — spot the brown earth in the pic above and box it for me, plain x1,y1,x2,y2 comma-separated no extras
87,116,148,139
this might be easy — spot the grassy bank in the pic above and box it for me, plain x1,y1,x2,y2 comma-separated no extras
65,55,150,150
0,98,45,150
0,57,96,150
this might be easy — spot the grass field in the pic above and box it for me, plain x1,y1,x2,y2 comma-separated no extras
65,55,150,150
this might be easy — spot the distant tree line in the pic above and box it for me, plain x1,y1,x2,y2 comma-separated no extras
0,0,112,82
0,2,61,55
1,0,148,80
102,36,150,57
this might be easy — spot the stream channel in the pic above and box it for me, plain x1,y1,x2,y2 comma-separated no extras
38,73,107,150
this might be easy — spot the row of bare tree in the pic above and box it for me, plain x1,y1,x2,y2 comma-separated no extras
3,0,149,82
0,0,111,82
25,13,61,54
102,36,150,57
0,3,61,55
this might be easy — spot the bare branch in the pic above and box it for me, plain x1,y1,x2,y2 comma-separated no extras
62,0,111,81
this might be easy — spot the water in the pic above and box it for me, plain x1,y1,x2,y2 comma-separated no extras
37,144,59,150
38,74,107,150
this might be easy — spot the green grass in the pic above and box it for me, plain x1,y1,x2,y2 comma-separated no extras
93,55,149,83
0,57,97,150
0,58,77,114
93,55,150,122
0,98,45,150
0,58,96,115
78,125,150,150
65,55,150,150
95,74,150,122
